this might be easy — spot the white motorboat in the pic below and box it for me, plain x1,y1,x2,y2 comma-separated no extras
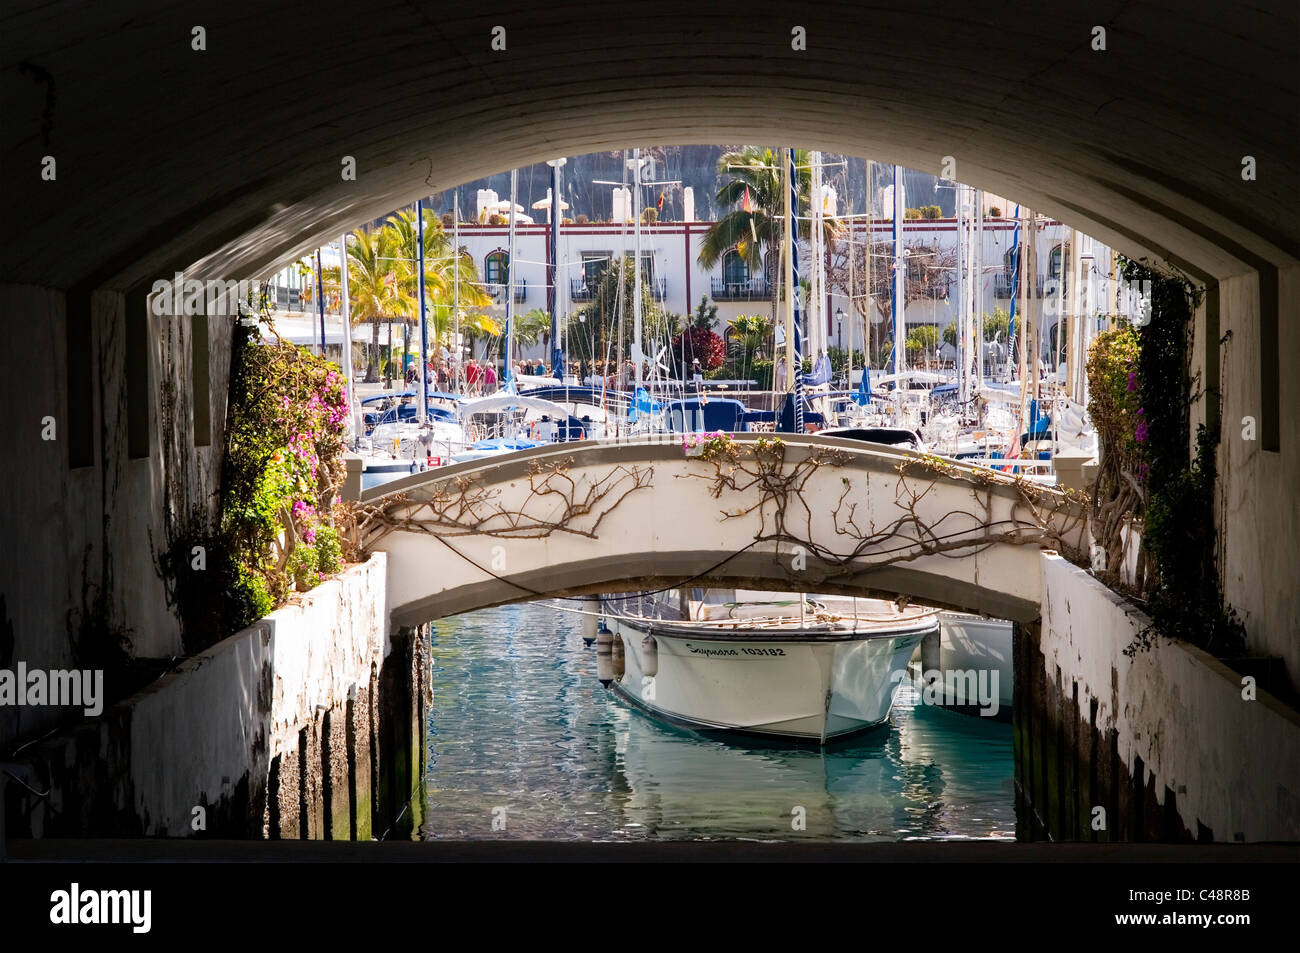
600,588,938,744
934,612,1014,712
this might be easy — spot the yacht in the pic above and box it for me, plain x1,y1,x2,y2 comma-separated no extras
599,588,938,744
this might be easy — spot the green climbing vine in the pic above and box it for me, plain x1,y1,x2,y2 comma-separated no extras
1086,258,1245,656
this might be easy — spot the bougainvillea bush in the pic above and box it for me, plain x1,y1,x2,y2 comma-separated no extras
221,321,350,625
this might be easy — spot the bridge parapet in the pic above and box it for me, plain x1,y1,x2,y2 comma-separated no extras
348,434,1088,626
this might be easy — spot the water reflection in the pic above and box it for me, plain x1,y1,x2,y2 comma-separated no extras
421,603,1014,842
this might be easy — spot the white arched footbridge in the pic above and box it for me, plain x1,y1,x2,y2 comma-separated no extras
344,434,1088,628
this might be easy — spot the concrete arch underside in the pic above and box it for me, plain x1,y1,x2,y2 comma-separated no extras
1,1,1295,289
363,435,1088,627
2,1,1296,687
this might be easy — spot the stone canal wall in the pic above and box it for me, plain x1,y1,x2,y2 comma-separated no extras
5,556,430,840
1016,552,1300,843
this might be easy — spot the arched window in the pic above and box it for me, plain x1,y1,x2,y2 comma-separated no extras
722,249,750,287
485,250,508,287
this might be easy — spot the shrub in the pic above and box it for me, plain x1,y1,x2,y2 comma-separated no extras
314,525,343,576
671,325,726,374
221,322,349,622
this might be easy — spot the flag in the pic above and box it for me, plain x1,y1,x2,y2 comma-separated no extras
657,192,664,212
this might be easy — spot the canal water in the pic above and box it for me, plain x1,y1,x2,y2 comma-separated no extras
420,602,1016,842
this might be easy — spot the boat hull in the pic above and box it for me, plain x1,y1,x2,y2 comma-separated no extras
936,612,1014,710
606,614,929,744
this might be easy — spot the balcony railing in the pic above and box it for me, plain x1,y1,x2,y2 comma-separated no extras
711,276,770,300
487,278,528,303
571,278,595,301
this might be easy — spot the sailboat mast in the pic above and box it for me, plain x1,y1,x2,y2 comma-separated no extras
847,198,855,388
339,232,359,441
548,157,566,379
416,199,429,421
788,148,805,432
453,192,461,394
632,148,643,390
891,165,906,380
810,150,824,359
956,182,967,406
783,150,796,389
975,190,984,394
505,167,518,391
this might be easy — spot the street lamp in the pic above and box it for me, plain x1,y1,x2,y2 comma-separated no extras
835,307,845,350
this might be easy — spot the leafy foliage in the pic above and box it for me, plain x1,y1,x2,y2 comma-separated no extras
671,325,726,374
905,324,940,362
220,320,350,627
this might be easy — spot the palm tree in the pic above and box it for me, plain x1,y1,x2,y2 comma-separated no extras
327,210,494,383
383,208,492,355
514,308,554,348
698,147,839,325
323,227,412,383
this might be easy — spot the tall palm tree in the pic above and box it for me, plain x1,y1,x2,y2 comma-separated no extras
383,208,492,351
323,227,412,383
698,147,838,326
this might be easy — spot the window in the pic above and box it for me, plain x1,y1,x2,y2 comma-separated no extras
485,251,508,286
582,252,610,288
1048,244,1068,292
1003,247,1017,277
722,249,751,286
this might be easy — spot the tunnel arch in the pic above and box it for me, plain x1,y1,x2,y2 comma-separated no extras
3,2,1295,293
3,0,1296,687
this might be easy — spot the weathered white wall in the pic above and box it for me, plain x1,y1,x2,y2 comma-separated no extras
1217,268,1300,679
1039,552,1300,842
0,283,235,746
28,557,387,837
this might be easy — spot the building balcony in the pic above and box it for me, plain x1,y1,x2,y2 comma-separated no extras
571,278,595,301
993,274,1047,299
711,276,770,300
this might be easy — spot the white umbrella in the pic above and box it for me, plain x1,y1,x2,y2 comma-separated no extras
531,189,570,212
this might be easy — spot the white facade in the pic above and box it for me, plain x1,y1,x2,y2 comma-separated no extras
444,215,1125,361
263,210,1128,366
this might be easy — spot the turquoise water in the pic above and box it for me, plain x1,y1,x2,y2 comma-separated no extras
421,602,1016,842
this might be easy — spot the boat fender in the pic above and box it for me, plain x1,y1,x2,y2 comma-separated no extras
640,635,658,677
611,635,625,680
596,627,614,687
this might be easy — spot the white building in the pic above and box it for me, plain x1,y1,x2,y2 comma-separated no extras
263,188,1132,370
